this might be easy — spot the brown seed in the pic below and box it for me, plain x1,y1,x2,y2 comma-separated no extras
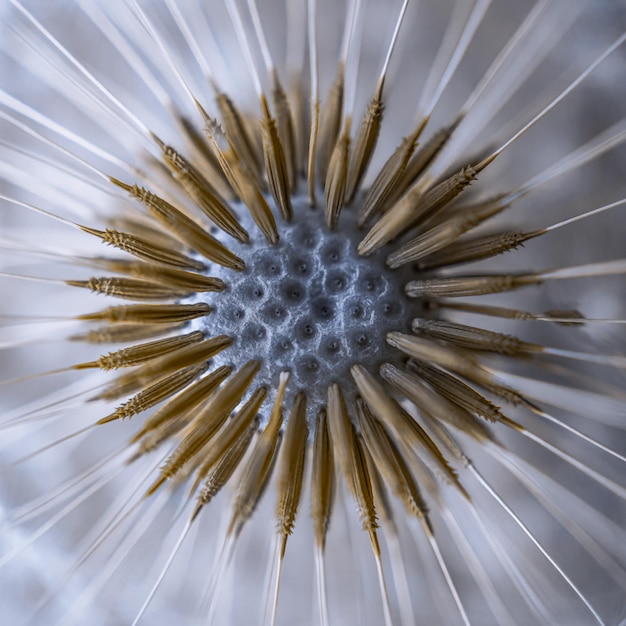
79,303,212,325
80,226,205,271
110,178,245,270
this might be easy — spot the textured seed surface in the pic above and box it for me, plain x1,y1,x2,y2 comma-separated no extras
202,197,419,411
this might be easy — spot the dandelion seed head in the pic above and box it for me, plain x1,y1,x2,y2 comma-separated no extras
1,0,626,625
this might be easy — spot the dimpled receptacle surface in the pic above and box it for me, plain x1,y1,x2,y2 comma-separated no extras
199,197,421,414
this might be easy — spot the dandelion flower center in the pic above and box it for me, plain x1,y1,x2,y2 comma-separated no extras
208,196,414,409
